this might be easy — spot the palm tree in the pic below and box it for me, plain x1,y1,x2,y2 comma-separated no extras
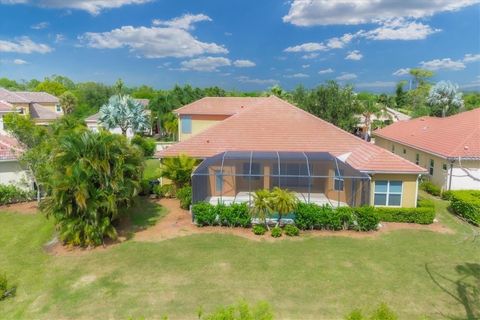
59,91,78,114
160,154,196,188
359,98,386,140
250,189,273,229
427,81,464,117
270,187,297,226
99,94,150,136
40,130,143,247
162,112,178,140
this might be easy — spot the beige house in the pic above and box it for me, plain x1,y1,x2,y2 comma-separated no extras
374,108,480,191
0,88,63,126
159,96,426,208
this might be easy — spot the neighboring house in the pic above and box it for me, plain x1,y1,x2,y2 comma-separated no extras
374,108,480,191
0,134,32,189
85,98,151,138
158,96,426,208
0,88,63,126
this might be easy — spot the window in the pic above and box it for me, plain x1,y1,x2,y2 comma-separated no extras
403,148,407,154
215,170,223,192
243,162,261,180
429,159,434,175
181,116,192,134
442,163,448,171
415,154,420,165
391,145,395,153
56,104,62,113
334,169,344,191
374,180,403,206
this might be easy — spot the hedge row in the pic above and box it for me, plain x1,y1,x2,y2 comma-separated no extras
192,202,250,227
449,190,480,226
0,184,35,205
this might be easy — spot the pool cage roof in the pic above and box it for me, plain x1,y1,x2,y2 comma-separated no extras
192,151,370,179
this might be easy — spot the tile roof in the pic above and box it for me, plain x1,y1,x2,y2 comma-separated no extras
29,103,61,120
135,98,150,107
0,100,14,112
158,96,425,174
0,135,23,161
374,108,480,159
174,97,271,115
0,88,30,103
15,91,59,103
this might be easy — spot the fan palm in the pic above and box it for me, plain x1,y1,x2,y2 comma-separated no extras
99,94,150,136
250,189,273,229
40,130,143,247
270,187,298,226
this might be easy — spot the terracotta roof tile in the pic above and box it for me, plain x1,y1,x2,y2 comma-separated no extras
175,97,271,115
29,103,61,120
0,100,14,112
0,135,23,160
158,96,425,174
374,108,480,159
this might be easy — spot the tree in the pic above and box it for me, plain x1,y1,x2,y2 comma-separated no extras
160,155,196,188
358,94,384,140
293,81,361,132
35,78,67,96
268,85,292,101
99,94,150,136
250,189,273,229
409,68,434,88
427,81,464,117
73,82,114,118
395,81,408,108
40,130,143,247
270,187,297,226
162,112,178,140
59,91,78,114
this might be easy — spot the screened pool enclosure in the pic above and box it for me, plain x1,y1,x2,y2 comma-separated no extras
191,151,371,207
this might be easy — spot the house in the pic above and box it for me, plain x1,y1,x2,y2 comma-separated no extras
0,88,63,126
85,98,151,137
158,96,426,208
356,107,411,139
373,108,480,191
0,134,32,189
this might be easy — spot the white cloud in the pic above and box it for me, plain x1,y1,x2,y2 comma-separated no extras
152,14,211,30
360,19,441,40
283,0,480,26
237,76,278,85
13,58,27,64
180,56,231,72
301,53,319,59
302,64,310,69
233,59,255,68
463,53,480,62
31,21,49,29
356,81,396,88
54,34,65,43
284,73,309,78
1,0,153,15
80,25,227,58
336,73,357,81
345,50,362,60
285,42,326,53
392,68,410,76
0,37,52,54
318,68,334,74
420,58,466,71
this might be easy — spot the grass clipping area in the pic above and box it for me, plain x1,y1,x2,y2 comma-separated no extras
0,195,479,319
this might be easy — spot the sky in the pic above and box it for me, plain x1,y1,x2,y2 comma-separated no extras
0,0,479,92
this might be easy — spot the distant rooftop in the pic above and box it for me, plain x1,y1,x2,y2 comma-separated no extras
0,88,59,104
174,97,270,115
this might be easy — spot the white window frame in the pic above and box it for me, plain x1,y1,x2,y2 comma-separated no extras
55,104,62,113
374,180,403,207
429,159,434,176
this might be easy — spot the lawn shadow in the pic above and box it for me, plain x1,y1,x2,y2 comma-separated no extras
116,197,167,238
425,262,480,320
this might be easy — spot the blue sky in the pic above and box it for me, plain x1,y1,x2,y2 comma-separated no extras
0,0,479,92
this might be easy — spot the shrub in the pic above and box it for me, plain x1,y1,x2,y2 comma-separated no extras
153,184,176,198
294,202,320,230
200,300,273,320
420,181,441,197
336,206,354,230
417,198,435,208
271,226,282,238
353,207,379,231
216,203,250,227
345,303,398,320
441,190,454,200
192,202,217,226
374,207,435,224
294,203,354,231
252,224,267,235
450,190,480,226
139,179,152,196
177,185,192,210
284,224,299,236
0,184,34,205
131,135,157,157
0,274,16,301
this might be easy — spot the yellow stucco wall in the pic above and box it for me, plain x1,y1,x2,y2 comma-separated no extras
178,114,230,141
370,173,419,208
375,136,449,189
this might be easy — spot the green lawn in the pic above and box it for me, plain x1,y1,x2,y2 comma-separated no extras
0,194,479,319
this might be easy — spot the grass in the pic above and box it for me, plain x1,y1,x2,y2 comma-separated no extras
143,158,161,181
0,194,479,319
